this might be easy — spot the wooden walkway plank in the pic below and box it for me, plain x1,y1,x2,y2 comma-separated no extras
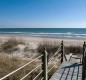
49,61,82,80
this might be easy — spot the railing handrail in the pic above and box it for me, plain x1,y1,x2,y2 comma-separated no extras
0,54,43,80
42,41,63,80
20,63,42,80
48,45,62,62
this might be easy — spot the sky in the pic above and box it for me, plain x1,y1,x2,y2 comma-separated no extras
0,0,86,28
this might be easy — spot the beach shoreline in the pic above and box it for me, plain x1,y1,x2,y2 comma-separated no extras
0,34,84,47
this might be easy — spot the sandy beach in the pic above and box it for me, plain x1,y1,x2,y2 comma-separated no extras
0,34,84,47
0,34,84,58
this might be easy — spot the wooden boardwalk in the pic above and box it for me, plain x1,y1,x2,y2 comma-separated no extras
50,60,82,80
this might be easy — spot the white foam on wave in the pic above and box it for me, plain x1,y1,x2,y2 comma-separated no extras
0,31,86,38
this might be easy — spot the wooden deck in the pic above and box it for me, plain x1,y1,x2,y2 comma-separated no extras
49,60,82,80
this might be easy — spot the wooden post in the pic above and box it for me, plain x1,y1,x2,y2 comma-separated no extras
42,48,48,80
82,42,85,80
82,42,86,80
82,42,85,64
84,42,86,80
61,41,63,63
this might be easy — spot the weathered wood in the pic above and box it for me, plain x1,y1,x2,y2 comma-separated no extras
64,53,67,61
42,48,48,80
61,41,64,63
49,61,82,80
82,42,86,80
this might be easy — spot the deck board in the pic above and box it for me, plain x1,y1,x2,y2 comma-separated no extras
49,61,82,80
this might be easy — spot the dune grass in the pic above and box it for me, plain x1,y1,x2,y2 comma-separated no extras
0,38,24,53
0,53,42,80
37,41,60,59
64,46,83,54
0,54,21,78
37,41,83,55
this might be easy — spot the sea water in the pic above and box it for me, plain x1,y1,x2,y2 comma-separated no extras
0,28,86,38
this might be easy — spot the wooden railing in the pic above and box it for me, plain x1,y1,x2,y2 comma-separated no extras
82,41,86,80
0,54,43,80
0,41,66,80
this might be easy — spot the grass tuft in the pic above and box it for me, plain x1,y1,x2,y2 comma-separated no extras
64,46,83,54
0,54,21,78
37,41,59,57
0,38,24,53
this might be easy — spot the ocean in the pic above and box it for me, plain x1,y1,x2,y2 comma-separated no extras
0,28,86,38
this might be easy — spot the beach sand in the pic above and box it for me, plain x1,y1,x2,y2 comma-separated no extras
0,34,83,58
0,34,84,46
0,34,84,59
